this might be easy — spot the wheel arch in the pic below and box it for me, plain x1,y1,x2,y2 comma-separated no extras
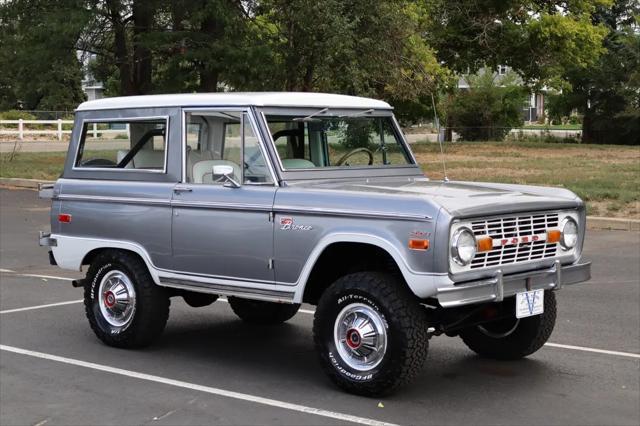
51,234,161,284
297,234,415,305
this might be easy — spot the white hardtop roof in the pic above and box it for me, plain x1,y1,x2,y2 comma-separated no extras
76,92,392,111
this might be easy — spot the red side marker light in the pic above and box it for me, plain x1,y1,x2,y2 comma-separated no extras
58,213,72,223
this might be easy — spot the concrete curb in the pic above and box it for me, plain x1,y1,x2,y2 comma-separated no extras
0,177,53,189
1,178,638,231
587,216,640,232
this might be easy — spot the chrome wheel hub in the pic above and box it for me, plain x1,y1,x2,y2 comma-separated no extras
334,303,387,371
98,270,136,327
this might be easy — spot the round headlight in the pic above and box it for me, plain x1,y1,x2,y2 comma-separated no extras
560,217,578,250
451,228,477,266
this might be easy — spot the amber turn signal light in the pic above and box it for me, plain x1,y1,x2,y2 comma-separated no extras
408,239,429,250
476,237,493,253
547,229,561,243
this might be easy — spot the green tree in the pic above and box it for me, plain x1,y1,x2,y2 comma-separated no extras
0,0,87,110
447,72,527,141
424,0,611,88
551,0,639,144
230,1,449,109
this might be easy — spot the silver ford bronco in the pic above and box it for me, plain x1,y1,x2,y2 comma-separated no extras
39,93,591,395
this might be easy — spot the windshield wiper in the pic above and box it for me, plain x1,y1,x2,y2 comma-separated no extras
292,108,329,122
339,109,374,118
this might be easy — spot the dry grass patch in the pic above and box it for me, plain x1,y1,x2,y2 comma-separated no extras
413,141,640,219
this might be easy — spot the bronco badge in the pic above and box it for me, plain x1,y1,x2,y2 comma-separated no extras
280,217,313,231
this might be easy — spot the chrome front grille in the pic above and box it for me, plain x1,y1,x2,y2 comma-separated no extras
470,212,559,269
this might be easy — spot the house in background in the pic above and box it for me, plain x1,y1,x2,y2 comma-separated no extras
78,51,104,101
457,65,546,123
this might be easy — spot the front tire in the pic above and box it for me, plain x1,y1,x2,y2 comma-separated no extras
460,291,557,360
313,272,429,396
84,250,170,348
227,297,300,324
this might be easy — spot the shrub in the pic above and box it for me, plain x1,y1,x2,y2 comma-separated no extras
446,72,527,141
0,110,36,120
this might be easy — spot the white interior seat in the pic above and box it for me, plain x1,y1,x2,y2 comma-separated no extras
282,158,316,169
116,149,164,169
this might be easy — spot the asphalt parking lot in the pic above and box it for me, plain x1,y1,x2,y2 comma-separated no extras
0,187,639,426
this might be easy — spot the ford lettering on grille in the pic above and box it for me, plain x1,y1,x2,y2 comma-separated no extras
471,213,559,269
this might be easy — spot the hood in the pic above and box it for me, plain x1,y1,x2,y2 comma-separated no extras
287,177,582,218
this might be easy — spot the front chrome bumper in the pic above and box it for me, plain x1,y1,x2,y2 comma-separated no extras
436,260,591,308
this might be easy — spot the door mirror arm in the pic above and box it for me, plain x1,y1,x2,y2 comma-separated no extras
213,165,241,188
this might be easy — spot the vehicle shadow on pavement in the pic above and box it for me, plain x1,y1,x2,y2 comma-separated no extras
153,311,555,400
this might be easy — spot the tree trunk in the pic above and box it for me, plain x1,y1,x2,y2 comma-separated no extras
132,0,154,95
200,69,219,92
198,9,221,92
301,62,314,92
581,98,595,144
106,0,135,95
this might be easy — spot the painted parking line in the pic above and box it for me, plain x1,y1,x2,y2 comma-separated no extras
544,343,640,359
0,300,84,315
2,271,639,360
0,269,75,281
0,344,398,426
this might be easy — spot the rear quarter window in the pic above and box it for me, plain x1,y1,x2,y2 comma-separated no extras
75,119,167,171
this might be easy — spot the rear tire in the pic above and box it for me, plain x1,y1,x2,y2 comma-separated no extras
460,291,557,360
227,297,300,324
84,250,170,348
313,272,429,396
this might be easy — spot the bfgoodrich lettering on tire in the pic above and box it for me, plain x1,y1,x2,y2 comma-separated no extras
313,272,429,396
84,250,170,348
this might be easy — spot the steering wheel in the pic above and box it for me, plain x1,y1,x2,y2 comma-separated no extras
335,147,374,166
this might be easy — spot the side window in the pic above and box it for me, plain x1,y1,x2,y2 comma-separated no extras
75,119,167,171
185,111,272,184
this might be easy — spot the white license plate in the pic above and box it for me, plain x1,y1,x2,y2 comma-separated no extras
515,290,544,318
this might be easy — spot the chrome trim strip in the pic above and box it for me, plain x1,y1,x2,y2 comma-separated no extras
155,268,274,284
180,107,278,186
55,193,429,220
274,205,432,221
158,278,295,302
56,193,170,206
71,115,170,174
171,199,272,212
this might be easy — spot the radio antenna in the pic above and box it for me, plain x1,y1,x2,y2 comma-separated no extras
431,93,448,182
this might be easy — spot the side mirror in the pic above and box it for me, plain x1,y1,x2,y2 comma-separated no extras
213,164,241,188
213,164,234,177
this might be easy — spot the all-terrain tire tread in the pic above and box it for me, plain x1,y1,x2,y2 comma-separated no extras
313,271,429,396
84,250,170,348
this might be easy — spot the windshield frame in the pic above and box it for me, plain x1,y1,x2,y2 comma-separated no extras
256,107,422,181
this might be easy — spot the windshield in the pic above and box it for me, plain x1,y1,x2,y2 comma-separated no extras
264,113,412,169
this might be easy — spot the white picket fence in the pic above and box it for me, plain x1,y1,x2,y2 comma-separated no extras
0,119,73,140
0,119,128,141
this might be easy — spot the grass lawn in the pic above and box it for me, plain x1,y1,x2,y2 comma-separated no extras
1,141,639,219
522,124,582,131
0,151,67,181
412,141,640,219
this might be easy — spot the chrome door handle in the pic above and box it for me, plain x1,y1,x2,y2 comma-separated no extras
174,186,193,194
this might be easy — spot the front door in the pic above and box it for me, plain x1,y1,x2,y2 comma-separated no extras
170,109,277,287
